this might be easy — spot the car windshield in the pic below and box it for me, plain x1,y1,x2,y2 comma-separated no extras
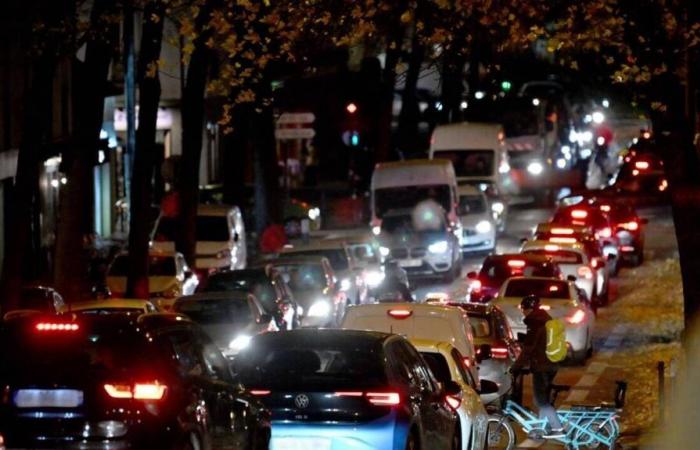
432,150,495,177
459,195,487,214
109,255,176,277
523,249,583,264
469,317,491,338
234,337,386,390
504,279,570,299
273,264,327,291
284,249,349,271
552,209,609,230
155,216,230,242
374,185,450,218
203,271,277,310
175,298,253,326
480,259,556,286
349,244,378,263
381,213,447,234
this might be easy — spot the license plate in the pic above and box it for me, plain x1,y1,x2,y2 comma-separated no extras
272,437,332,450
14,389,84,408
399,259,422,268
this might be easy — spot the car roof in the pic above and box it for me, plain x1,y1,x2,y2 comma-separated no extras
281,242,347,252
210,268,267,278
522,239,586,253
457,184,482,196
409,338,456,354
249,328,392,346
70,299,153,310
267,255,328,265
344,302,465,318
175,291,251,303
448,302,497,316
535,223,593,235
484,253,554,264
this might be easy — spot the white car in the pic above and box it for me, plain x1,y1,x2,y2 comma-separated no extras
341,303,479,385
411,339,490,450
457,185,496,254
493,276,595,363
520,240,601,302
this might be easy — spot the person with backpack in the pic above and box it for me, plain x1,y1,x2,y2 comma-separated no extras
511,294,566,438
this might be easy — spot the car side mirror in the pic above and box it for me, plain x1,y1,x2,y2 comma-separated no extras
467,271,478,280
443,380,462,396
476,344,492,363
567,275,577,282
517,332,526,343
479,379,499,395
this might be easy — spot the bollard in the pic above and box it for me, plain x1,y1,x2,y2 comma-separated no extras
657,361,665,423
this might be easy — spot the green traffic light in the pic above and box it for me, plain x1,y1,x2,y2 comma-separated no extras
501,81,512,92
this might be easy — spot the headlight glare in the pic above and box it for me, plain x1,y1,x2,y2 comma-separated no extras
308,301,331,317
428,241,449,254
476,220,492,234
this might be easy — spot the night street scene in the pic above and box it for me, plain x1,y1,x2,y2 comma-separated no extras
2,0,700,449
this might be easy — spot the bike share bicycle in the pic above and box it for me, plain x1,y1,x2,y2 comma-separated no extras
486,370,627,450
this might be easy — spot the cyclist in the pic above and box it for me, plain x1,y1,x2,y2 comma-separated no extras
511,294,565,438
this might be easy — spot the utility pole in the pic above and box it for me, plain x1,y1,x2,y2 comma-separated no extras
123,0,136,230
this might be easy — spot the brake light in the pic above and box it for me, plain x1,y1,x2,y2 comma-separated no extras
366,392,401,406
469,279,482,292
577,266,594,279
635,161,650,170
445,395,462,410
621,245,635,252
550,227,574,235
571,209,588,219
591,258,599,269
599,204,611,212
491,346,509,359
550,237,577,244
104,382,167,400
540,304,551,311
387,309,412,319
249,390,271,396
598,227,612,238
334,391,363,397
544,244,560,252
566,309,586,324
620,221,639,231
35,323,79,332
507,259,526,268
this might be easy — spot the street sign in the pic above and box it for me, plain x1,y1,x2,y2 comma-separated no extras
275,128,316,139
277,112,315,124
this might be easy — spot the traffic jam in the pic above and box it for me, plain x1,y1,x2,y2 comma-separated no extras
0,119,670,450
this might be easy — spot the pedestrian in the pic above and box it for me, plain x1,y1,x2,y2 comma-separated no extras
511,294,566,438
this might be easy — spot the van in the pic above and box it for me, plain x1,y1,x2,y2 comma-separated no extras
341,303,479,385
429,122,515,195
152,204,247,273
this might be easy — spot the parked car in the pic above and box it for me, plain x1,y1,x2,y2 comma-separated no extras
456,185,497,254
173,291,277,357
233,329,460,450
493,277,595,364
2,286,67,320
0,313,271,449
341,303,479,385
200,267,297,330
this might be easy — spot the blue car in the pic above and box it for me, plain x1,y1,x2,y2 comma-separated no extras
234,329,460,450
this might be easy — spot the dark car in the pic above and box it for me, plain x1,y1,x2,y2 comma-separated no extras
233,329,460,450
593,201,646,266
173,291,277,358
2,286,67,320
467,254,563,302
200,267,297,330
263,256,346,327
0,313,271,450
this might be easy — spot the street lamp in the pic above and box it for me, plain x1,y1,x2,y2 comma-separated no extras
346,102,358,114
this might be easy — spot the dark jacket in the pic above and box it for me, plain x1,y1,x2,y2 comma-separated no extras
513,308,558,372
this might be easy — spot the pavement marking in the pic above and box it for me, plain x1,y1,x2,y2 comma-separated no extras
565,388,589,403
576,374,599,387
586,361,608,374
518,438,544,448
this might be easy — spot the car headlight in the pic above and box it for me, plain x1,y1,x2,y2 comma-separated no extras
308,300,331,317
308,207,320,220
527,161,544,176
364,270,385,288
340,278,352,291
498,161,510,174
476,220,492,234
372,226,381,236
379,246,390,257
229,335,252,352
491,201,504,214
428,241,449,254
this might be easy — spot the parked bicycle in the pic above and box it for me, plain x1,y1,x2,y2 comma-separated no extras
486,373,627,450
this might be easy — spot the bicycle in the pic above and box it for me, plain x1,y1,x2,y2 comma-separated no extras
486,373,627,450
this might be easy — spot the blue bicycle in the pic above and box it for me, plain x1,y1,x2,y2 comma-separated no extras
486,378,627,450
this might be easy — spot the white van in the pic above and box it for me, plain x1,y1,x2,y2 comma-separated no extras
152,204,247,273
430,122,515,195
342,303,479,385
370,159,459,228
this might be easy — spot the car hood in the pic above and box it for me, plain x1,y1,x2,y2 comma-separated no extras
460,213,492,228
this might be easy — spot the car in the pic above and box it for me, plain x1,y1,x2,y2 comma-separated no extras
0,313,271,449
376,208,463,282
264,256,346,327
456,185,497,254
446,303,522,404
410,339,491,450
152,204,247,274
2,286,67,319
492,277,595,363
466,253,563,303
592,201,647,266
200,267,297,330
105,250,199,310
70,298,159,315
233,329,460,450
551,204,620,267
173,291,277,357
612,153,669,203
520,240,603,304
280,240,368,305
341,303,480,385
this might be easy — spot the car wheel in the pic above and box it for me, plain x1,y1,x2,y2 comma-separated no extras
405,430,420,450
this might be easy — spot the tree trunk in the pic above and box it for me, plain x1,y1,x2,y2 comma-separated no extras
397,31,423,156
126,0,165,299
251,103,282,232
177,4,213,267
53,0,117,301
222,106,250,208
0,57,56,311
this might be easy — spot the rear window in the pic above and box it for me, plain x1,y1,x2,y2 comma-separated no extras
459,195,487,214
285,249,349,271
504,279,569,299
480,259,557,286
77,308,145,316
175,299,253,325
433,150,495,178
109,255,176,277
552,209,608,230
204,271,276,305
469,316,491,338
273,264,327,291
233,338,386,390
523,249,583,264
420,352,451,384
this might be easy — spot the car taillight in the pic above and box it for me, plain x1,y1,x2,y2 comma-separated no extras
544,244,560,252
577,266,594,279
334,391,364,397
35,323,79,332
507,259,526,268
550,237,577,244
550,227,574,235
469,279,482,292
366,392,401,406
591,258,599,269
387,309,412,319
571,209,588,219
566,309,586,324
619,221,639,231
598,227,612,238
249,390,271,396
621,245,635,252
635,160,650,170
445,394,462,410
104,382,167,400
599,204,611,212
491,346,509,359
539,304,551,311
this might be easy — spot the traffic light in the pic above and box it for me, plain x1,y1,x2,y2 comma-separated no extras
501,80,512,92
350,131,360,146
